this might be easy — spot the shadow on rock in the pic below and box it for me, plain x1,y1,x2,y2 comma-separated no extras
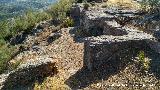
1,59,58,90
145,49,160,79
69,27,87,43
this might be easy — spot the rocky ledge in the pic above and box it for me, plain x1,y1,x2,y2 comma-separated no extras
0,56,57,89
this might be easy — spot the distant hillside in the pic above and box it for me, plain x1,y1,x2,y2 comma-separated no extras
0,0,56,3
0,0,57,20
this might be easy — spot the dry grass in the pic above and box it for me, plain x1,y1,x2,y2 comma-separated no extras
34,76,71,90
101,0,141,10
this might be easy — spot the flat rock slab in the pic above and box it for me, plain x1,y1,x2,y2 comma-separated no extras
84,7,143,20
80,7,143,36
86,27,154,45
85,8,115,20
104,8,145,15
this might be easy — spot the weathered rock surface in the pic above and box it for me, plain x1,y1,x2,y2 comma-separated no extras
84,28,154,70
9,20,54,45
1,2,160,90
0,56,57,89
79,6,143,34
47,32,62,44
77,4,155,70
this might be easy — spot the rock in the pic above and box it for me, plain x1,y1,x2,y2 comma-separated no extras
70,5,82,19
79,6,143,36
153,29,160,40
0,56,58,89
104,8,143,15
84,27,154,71
47,32,62,44
50,19,62,27
79,6,155,71
36,21,51,29
70,4,83,26
10,32,28,45
147,40,160,54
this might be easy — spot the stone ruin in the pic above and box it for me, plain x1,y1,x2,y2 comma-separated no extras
72,5,156,71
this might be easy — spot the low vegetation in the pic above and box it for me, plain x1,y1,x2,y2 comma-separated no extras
137,51,150,72
47,0,75,20
101,0,141,9
34,76,70,90
0,1,51,20
63,17,74,27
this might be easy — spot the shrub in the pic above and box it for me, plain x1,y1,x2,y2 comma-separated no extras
63,17,74,27
137,51,150,72
0,44,16,73
35,12,52,22
0,21,11,39
47,0,75,20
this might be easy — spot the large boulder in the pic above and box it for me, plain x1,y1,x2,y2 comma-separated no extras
84,26,154,71
0,56,58,89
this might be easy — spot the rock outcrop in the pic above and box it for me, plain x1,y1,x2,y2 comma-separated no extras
84,27,154,70
73,4,156,70
1,1,160,90
0,56,57,89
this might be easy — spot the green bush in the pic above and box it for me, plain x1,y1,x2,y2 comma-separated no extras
0,10,52,38
12,10,51,34
63,17,74,27
137,51,150,72
0,21,11,39
0,44,16,73
47,0,75,20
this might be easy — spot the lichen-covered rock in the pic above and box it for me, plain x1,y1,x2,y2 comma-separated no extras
0,56,58,89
